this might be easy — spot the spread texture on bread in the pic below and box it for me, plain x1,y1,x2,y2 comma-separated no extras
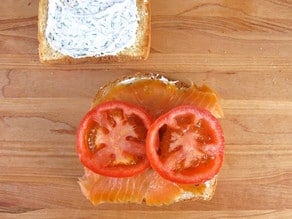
38,0,151,63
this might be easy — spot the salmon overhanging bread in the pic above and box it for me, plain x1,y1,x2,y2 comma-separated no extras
77,73,225,206
38,0,151,63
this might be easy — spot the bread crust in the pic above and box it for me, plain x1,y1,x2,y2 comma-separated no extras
38,0,151,64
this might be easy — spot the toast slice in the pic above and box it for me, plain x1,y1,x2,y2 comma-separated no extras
38,0,151,64
77,73,223,206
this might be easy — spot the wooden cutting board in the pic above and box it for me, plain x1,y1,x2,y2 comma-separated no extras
0,0,291,218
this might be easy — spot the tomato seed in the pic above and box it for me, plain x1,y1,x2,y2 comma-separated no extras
88,128,97,151
196,120,202,128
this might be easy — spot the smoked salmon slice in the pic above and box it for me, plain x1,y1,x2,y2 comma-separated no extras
79,168,216,206
78,73,223,206
93,73,224,119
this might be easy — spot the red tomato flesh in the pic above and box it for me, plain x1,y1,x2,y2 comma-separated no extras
77,101,153,177
146,105,224,184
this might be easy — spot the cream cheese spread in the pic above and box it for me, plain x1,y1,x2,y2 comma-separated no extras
45,0,139,58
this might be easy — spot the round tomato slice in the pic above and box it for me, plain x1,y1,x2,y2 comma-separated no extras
146,105,224,184
77,100,153,177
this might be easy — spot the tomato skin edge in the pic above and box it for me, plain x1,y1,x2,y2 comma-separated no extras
146,105,224,184
76,100,153,178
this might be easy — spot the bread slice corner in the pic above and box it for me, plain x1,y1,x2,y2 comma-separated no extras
38,0,151,64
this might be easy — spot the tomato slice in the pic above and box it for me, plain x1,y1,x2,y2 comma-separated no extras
146,105,224,184
77,100,153,177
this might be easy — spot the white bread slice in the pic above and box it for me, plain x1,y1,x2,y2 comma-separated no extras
38,0,151,64
77,73,222,206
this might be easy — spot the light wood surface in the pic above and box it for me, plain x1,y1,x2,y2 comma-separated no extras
0,0,291,218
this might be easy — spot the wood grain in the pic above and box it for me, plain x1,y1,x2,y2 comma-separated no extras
0,0,291,218
1,210,291,219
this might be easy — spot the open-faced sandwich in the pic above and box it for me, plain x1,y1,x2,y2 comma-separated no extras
38,0,151,63
76,73,225,206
